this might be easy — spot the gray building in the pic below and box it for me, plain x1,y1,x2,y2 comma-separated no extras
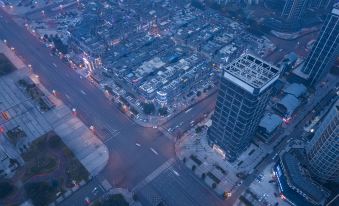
208,54,280,162
306,99,339,183
301,4,339,86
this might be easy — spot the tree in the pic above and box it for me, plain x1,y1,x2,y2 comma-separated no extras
24,181,55,206
195,126,203,133
99,194,129,206
0,182,14,199
52,36,68,54
158,107,168,116
196,91,202,97
212,182,217,189
142,103,155,115
192,165,196,171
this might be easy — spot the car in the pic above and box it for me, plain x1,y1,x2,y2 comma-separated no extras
272,153,278,160
84,197,91,205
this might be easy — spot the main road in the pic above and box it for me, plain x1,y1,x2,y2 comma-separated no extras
0,8,226,206
0,9,174,189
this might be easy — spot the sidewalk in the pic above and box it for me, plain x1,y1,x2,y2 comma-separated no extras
0,41,109,176
175,124,240,195
100,179,142,206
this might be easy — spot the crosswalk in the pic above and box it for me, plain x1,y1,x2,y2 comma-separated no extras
133,158,175,192
101,126,120,144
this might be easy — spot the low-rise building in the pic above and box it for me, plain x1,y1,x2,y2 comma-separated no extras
274,151,330,206
257,113,283,143
275,94,301,117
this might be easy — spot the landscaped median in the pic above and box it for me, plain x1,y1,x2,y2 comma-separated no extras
17,78,55,112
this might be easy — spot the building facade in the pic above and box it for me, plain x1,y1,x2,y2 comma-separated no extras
306,99,339,183
309,0,335,10
281,0,309,21
301,4,339,86
274,151,329,206
208,54,280,162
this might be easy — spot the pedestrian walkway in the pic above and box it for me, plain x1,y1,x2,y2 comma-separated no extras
133,158,175,192
41,84,109,176
0,42,109,176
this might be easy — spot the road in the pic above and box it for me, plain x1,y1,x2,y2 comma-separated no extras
0,8,225,206
0,8,173,189
225,76,339,205
162,92,217,137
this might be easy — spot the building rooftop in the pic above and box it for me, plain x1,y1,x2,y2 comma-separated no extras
281,152,327,203
283,83,307,98
333,3,339,15
223,54,280,94
259,113,283,134
277,94,300,116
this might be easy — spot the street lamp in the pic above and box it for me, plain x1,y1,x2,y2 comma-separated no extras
72,108,77,116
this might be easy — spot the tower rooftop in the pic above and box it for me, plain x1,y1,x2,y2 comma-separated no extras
223,54,280,94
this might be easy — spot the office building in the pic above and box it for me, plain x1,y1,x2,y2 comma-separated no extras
264,0,310,31
306,99,339,183
281,0,309,21
309,0,335,10
301,4,339,86
208,54,280,162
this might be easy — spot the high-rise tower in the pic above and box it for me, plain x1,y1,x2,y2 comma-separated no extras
208,54,280,162
306,99,339,183
301,4,339,86
281,0,309,21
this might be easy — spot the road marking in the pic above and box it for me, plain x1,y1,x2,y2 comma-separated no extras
52,63,57,68
172,169,180,176
80,90,87,95
185,108,192,113
65,94,70,100
136,143,141,147
132,158,175,192
150,148,158,155
101,179,112,191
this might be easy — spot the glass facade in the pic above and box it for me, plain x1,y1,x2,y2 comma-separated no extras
301,6,339,86
306,100,339,183
207,55,279,162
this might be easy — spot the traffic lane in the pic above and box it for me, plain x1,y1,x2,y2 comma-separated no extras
102,134,173,189
0,12,175,185
0,10,174,155
58,178,105,206
0,11,159,144
0,16,133,130
163,93,216,135
1,12,171,144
